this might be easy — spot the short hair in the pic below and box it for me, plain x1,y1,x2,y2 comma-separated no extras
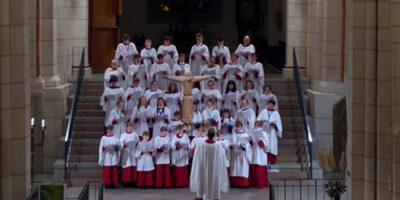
235,120,243,128
123,33,130,41
157,54,164,59
216,36,223,42
268,99,276,106
116,99,124,105
231,53,238,58
198,126,205,132
196,33,204,38
142,131,150,136
145,38,152,43
106,126,113,130
134,54,141,59
255,120,263,127
164,35,171,41
216,130,223,136
133,78,140,83
151,80,157,85
179,53,185,57
160,126,168,132
207,128,215,139
263,85,272,91
177,124,184,130
109,75,118,83
126,122,133,127
206,98,215,104
251,52,257,57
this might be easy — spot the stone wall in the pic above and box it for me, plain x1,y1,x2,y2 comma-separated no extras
0,0,31,199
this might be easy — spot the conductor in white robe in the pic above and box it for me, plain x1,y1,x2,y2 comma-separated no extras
190,128,229,200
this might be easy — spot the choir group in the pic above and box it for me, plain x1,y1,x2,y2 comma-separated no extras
98,33,283,190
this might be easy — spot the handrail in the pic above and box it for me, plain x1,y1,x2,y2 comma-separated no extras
292,48,313,179
64,47,85,180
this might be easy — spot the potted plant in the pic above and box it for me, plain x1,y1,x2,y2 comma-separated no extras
324,180,347,200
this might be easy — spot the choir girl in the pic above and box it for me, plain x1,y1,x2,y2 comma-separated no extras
222,54,243,92
136,131,155,187
154,126,172,188
131,96,150,140
171,125,190,187
120,122,140,186
99,126,120,188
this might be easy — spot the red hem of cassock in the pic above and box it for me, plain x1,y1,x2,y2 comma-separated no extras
172,165,189,187
121,166,138,183
249,164,269,188
102,166,118,185
267,153,277,164
137,171,154,187
155,164,172,188
229,177,249,187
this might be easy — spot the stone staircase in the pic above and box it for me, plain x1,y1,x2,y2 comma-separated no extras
57,73,320,186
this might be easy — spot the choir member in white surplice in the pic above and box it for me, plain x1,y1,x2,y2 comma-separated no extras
115,33,138,74
217,129,232,169
151,98,171,139
257,85,279,114
212,37,231,69
124,78,144,117
100,76,124,125
248,121,269,188
104,60,126,89
150,54,171,91
189,103,203,138
190,128,229,200
189,127,207,157
140,39,157,76
221,81,240,117
202,99,221,132
135,132,155,187
229,121,252,187
220,109,234,141
164,82,182,115
241,80,259,113
235,99,256,132
200,56,221,91
244,53,264,93
222,54,244,92
172,53,190,92
154,127,172,188
127,55,148,89
257,100,282,164
168,111,183,138
131,96,151,139
120,122,140,185
189,33,210,76
98,126,120,187
145,80,164,110
235,35,255,68
201,80,222,110
157,35,178,70
171,125,190,187
107,100,129,139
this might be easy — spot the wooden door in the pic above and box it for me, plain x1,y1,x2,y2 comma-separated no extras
89,0,122,73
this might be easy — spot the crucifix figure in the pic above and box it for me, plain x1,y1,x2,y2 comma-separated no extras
163,68,213,125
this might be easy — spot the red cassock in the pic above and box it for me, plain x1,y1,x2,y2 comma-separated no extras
102,166,118,185
121,166,138,183
137,171,154,187
155,164,172,188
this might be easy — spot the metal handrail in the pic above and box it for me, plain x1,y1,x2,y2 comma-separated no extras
292,48,313,179
64,47,85,180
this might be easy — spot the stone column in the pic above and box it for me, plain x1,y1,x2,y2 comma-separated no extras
393,1,400,199
0,0,31,199
284,0,307,75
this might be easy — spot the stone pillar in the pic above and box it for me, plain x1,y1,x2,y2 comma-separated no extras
0,0,31,199
284,0,307,75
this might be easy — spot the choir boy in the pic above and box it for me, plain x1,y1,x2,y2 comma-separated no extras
104,60,126,89
140,39,157,75
189,33,210,76
235,99,256,132
100,75,124,125
98,126,120,188
200,56,221,91
202,99,221,132
172,53,190,92
229,121,252,187
189,126,207,156
244,53,264,93
201,80,222,110
131,96,150,140
222,54,243,92
107,100,129,139
157,35,178,70
136,131,155,187
145,80,164,110
234,35,255,68
249,121,269,188
212,36,231,69
150,54,171,91
257,85,279,113
171,124,190,187
115,33,138,74
257,100,282,164
127,55,147,89
124,78,144,117
120,122,140,186
154,127,172,188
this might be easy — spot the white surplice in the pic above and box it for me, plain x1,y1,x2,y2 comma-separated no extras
100,87,124,125
221,91,240,117
157,44,178,70
234,44,255,68
124,86,144,117
222,63,244,92
115,42,138,74
107,108,129,139
217,138,231,167
135,140,155,171
153,135,171,164
257,93,279,114
98,135,120,166
235,108,256,132
202,108,221,132
212,45,231,68
150,62,171,91
189,136,207,156
163,92,182,116
244,62,264,93
201,89,222,110
257,109,283,156
131,106,151,136
127,63,148,89
241,89,259,113
189,44,210,76
144,89,164,110
190,140,229,200
140,47,157,75
151,106,171,138
229,132,252,178
119,131,140,168
104,67,126,89
200,64,221,91
171,134,190,167
249,128,269,166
